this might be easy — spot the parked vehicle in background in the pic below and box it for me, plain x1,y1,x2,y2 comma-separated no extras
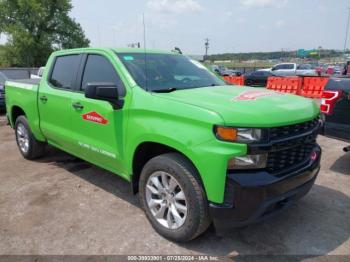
244,70,273,87
320,77,350,151
30,67,45,79
6,48,321,242
271,63,316,76
211,65,242,76
332,66,342,75
0,72,9,109
326,66,335,75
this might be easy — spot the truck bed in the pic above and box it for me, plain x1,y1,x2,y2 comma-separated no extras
5,78,42,135
5,78,40,89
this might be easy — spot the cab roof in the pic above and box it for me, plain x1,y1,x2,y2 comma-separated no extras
52,47,178,56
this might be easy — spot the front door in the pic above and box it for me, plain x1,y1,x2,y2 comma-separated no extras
69,53,127,174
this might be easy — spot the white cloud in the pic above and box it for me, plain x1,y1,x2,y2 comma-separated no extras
239,0,288,8
147,0,204,14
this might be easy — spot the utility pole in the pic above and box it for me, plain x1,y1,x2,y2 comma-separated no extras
344,8,350,52
204,38,209,60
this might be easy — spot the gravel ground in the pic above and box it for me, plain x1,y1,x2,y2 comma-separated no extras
0,114,349,259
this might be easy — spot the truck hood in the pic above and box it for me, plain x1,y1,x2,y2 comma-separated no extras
153,86,319,127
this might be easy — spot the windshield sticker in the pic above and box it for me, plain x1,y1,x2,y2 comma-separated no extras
82,111,109,125
123,56,134,61
232,90,283,101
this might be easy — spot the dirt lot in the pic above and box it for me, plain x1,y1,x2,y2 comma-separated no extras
0,114,349,258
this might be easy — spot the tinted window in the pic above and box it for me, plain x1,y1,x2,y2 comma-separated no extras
274,65,284,70
81,55,125,96
50,55,80,89
284,64,295,70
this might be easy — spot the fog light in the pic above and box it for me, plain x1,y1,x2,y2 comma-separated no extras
228,154,267,170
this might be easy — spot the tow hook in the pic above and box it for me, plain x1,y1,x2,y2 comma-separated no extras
343,146,350,152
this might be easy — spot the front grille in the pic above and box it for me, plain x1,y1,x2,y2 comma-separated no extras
266,143,314,174
269,117,319,141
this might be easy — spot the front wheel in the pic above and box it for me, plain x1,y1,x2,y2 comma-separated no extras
139,153,211,242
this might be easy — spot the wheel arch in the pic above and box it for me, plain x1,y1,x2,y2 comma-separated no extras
11,105,26,127
131,141,204,195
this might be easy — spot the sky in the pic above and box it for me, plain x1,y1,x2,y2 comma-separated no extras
2,0,350,55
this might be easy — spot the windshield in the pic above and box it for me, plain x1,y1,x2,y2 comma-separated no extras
116,53,225,92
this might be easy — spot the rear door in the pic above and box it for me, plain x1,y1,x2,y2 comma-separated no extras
69,53,127,173
38,54,81,150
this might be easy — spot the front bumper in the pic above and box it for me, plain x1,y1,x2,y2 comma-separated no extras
209,145,321,235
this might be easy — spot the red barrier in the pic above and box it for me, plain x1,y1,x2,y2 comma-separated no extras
266,76,302,94
299,77,329,98
224,76,245,86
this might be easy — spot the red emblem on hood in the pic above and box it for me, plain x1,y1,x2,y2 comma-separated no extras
82,111,109,125
233,90,283,101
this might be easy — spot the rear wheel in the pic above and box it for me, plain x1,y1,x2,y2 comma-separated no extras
139,153,211,242
15,116,45,159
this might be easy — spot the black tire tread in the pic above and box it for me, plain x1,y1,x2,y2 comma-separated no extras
15,115,45,160
165,153,211,240
139,152,211,242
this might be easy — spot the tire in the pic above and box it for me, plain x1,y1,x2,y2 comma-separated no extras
139,153,211,242
15,115,45,160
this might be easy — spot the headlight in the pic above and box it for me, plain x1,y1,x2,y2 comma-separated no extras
215,126,262,143
228,154,267,170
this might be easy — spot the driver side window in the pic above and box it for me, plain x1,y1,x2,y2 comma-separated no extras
81,54,125,97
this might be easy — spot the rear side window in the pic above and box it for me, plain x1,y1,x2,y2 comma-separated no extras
283,64,295,70
81,55,125,96
49,55,80,89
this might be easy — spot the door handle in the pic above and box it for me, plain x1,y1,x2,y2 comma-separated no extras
72,102,84,110
39,96,48,102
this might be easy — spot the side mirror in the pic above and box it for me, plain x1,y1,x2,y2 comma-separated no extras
271,67,276,71
85,82,123,109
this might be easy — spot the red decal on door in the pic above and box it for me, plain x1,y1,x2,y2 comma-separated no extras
232,90,283,101
82,111,109,125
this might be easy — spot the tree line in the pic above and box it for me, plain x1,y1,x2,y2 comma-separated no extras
0,0,89,67
208,49,343,62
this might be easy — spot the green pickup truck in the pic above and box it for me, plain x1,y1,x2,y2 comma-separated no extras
5,48,321,242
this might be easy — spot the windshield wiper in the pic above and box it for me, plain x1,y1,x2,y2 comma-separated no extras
152,87,178,93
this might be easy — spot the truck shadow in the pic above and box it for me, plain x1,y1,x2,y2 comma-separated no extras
330,152,350,175
38,146,350,256
183,184,350,256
